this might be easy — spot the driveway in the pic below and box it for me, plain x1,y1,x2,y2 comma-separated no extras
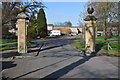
1,36,119,79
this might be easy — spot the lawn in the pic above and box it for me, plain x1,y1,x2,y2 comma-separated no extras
96,36,119,56
96,36,118,41
0,40,36,50
72,36,119,56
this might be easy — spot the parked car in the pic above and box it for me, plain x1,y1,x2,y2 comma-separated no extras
97,31,103,36
36,36,40,39
67,33,72,36
67,32,77,36
97,33,101,36
71,32,77,35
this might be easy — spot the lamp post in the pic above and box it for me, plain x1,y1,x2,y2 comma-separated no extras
84,7,97,56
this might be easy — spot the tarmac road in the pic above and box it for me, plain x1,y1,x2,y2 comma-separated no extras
1,36,119,79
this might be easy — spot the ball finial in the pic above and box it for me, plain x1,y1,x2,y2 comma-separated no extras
87,7,94,14
19,5,25,12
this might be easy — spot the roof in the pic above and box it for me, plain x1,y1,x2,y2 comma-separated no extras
47,24,54,26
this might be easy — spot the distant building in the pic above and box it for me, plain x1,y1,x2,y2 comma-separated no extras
47,24,82,34
70,27,82,34
47,24,54,33
52,27,70,34
107,27,118,36
47,24,54,30
9,28,17,36
96,27,118,36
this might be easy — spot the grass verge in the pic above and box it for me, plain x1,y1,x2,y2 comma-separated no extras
72,36,119,56
72,36,85,50
1,40,37,50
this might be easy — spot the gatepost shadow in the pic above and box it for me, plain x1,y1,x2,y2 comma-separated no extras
2,51,21,58
40,55,94,80
2,61,17,71
12,55,94,80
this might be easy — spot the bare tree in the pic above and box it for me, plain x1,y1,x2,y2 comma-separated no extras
64,21,72,27
78,12,87,27
2,1,45,26
87,2,119,38
54,21,72,27
2,1,46,39
78,4,88,27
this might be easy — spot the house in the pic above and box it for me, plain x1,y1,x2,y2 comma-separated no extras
96,27,118,36
70,27,82,34
47,24,82,35
107,27,118,36
9,28,17,36
52,27,70,34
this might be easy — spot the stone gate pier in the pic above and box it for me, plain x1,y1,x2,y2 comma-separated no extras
84,7,97,53
16,5,28,53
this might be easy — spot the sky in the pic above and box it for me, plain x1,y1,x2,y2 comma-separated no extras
44,2,88,26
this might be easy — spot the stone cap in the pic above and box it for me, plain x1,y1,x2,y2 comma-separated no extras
84,21,97,26
16,12,28,19
84,15,97,21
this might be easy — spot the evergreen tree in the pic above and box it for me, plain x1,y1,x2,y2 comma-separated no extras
37,8,47,38
28,13,37,39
